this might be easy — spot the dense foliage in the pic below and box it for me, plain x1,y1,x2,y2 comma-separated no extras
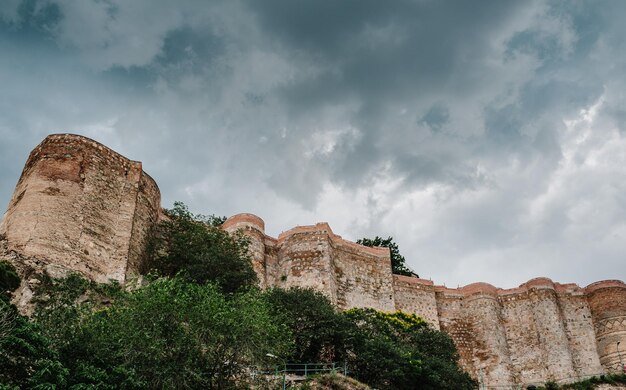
344,308,474,390
264,287,353,364
146,202,257,293
264,288,475,389
0,203,473,389
0,261,20,301
356,236,417,277
42,277,290,389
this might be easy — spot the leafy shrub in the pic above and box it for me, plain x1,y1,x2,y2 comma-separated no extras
0,300,67,388
264,287,352,364
343,308,476,390
42,277,290,389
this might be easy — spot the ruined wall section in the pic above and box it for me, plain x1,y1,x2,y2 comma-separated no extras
224,217,397,312
0,134,160,283
392,275,439,329
460,284,515,387
500,287,548,384
435,279,605,387
586,281,626,372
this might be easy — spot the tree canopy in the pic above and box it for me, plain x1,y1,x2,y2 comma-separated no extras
356,236,417,277
146,202,257,293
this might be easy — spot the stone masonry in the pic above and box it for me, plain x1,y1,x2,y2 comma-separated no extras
223,213,626,388
2,134,626,388
0,134,161,283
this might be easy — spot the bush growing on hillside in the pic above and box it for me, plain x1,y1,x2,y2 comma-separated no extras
263,287,475,390
264,287,353,364
41,277,291,389
146,202,257,293
0,300,67,388
344,308,476,390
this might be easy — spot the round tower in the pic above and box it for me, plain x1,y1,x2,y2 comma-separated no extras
0,134,161,283
586,280,626,372
461,283,515,387
222,213,267,288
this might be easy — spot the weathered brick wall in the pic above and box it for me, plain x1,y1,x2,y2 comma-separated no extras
459,284,515,387
0,134,160,283
274,225,338,303
331,238,395,312
434,279,608,387
586,281,626,372
435,288,476,374
392,275,440,329
500,288,549,384
557,289,604,377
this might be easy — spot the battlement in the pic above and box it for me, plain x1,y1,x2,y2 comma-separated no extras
223,213,266,232
585,279,626,293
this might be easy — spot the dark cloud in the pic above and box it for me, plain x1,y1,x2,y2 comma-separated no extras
1,0,626,288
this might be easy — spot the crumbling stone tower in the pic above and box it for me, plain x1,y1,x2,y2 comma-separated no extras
0,134,161,283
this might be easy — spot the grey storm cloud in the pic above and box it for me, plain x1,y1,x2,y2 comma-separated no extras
1,0,626,288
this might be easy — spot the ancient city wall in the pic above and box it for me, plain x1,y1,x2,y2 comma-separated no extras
392,275,440,329
2,134,626,388
222,212,625,386
0,134,161,283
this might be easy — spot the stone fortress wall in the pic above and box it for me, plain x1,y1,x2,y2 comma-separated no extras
2,134,626,388
0,134,161,283
223,213,626,388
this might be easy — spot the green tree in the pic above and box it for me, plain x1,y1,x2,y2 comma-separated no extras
146,202,257,293
0,300,67,388
356,236,416,277
264,287,351,364
343,308,475,390
43,277,291,389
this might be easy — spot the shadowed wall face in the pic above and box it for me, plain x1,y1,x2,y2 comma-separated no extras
0,134,160,283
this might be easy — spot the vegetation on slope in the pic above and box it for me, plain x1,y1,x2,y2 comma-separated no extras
0,203,474,389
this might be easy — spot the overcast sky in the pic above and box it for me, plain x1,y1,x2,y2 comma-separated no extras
1,0,625,289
